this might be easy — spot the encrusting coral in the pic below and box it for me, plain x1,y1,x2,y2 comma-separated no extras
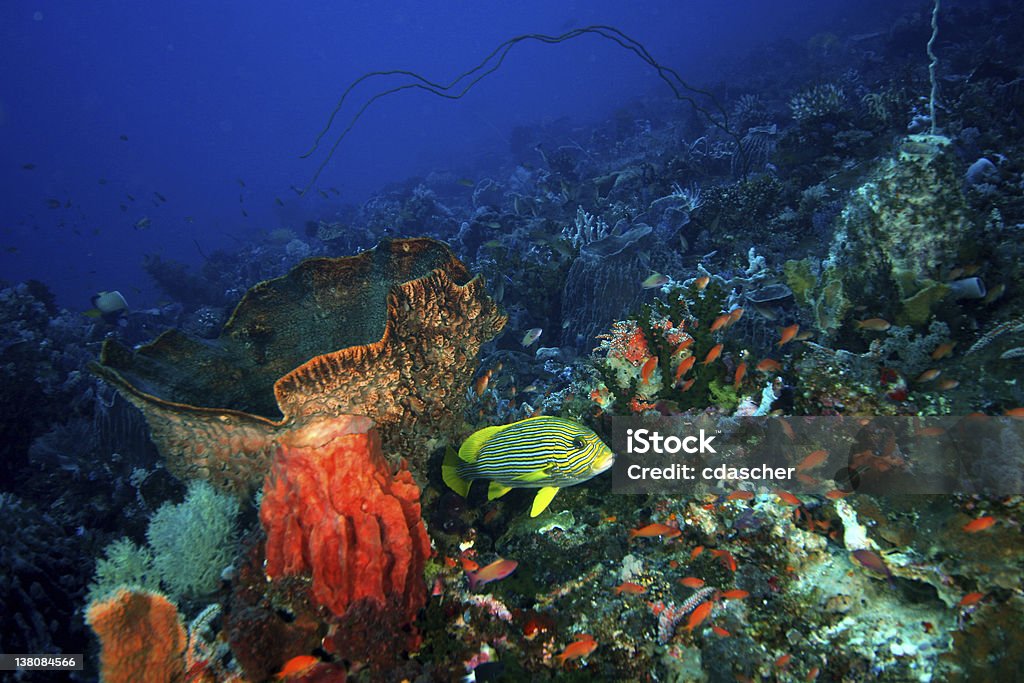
91,238,506,491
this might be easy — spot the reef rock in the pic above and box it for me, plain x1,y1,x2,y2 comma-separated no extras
92,237,506,491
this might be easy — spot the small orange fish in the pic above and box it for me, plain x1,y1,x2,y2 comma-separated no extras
695,275,710,290
931,341,957,360
466,558,518,590
775,490,801,506
796,449,828,472
640,356,659,384
855,318,891,332
702,343,723,366
851,549,892,581
709,314,731,332
673,338,695,354
720,589,749,600
460,556,479,572
756,358,782,373
936,378,960,391
1004,407,1024,419
629,523,680,539
726,490,754,501
915,368,941,383
679,577,705,588
807,666,821,681
729,307,744,324
276,655,320,679
690,545,705,561
711,625,731,637
614,581,647,595
958,592,984,608
680,378,696,392
474,371,491,396
674,355,696,383
915,426,946,437
775,653,792,669
777,324,800,347
733,362,747,390
709,549,737,572
824,489,851,500
796,472,818,486
684,600,714,632
556,634,597,664
962,516,996,532
779,418,796,441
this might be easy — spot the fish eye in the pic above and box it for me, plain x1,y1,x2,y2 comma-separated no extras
572,436,586,450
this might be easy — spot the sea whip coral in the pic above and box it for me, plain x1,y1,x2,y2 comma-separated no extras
259,414,430,623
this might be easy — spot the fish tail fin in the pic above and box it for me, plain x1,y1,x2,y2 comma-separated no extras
442,446,471,497
466,569,480,591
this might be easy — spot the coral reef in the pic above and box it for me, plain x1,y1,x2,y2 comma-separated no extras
92,238,506,490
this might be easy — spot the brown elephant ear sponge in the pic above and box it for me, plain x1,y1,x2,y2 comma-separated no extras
91,237,506,492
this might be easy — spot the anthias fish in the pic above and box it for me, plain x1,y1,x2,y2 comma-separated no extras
443,416,614,517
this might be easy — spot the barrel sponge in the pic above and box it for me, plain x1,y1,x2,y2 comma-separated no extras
259,414,430,623
146,480,239,599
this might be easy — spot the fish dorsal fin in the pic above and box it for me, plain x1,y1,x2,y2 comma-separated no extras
530,486,560,517
515,468,550,483
488,482,513,500
458,424,510,463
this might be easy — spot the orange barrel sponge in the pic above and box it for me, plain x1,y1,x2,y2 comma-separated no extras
259,414,431,623
85,588,186,683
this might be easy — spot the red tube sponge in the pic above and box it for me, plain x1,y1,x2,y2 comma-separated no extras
259,415,430,624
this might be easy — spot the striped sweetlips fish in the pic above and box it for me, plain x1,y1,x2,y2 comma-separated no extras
442,416,615,517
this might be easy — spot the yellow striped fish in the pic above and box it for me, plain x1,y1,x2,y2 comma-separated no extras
442,416,615,517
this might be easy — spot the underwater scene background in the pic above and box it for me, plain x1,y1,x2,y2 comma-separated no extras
1,0,1023,681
